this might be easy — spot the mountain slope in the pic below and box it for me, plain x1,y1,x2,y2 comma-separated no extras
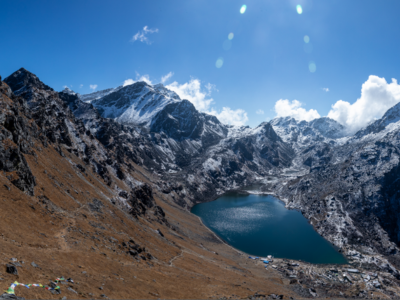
353,101,400,140
1,70,298,299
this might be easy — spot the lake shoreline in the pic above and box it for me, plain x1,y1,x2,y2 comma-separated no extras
191,188,348,265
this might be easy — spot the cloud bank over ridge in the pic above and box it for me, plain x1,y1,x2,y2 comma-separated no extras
327,76,400,133
275,99,320,122
166,78,248,126
122,74,248,126
274,75,400,134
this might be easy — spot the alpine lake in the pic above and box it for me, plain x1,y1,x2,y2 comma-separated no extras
191,184,347,264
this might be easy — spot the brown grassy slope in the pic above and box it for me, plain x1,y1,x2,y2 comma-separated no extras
0,85,295,299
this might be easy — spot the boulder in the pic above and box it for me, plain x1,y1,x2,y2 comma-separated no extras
6,264,18,275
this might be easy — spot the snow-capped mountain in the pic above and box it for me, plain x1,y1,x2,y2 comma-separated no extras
80,87,121,103
353,101,400,140
86,82,181,127
269,116,348,171
270,116,347,150
150,99,227,142
62,87,77,95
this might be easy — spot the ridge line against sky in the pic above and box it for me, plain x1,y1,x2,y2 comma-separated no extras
2,0,400,130
79,70,400,133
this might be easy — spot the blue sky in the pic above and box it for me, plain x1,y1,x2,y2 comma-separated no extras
1,0,400,130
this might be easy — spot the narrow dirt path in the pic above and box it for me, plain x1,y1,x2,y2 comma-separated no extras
168,250,183,266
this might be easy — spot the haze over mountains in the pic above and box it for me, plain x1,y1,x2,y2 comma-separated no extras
3,68,400,297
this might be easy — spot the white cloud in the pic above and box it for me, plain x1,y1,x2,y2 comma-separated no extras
161,72,174,84
123,74,153,87
118,74,248,126
166,78,248,126
123,79,135,87
274,99,320,122
256,109,264,115
138,75,152,85
327,75,400,133
132,26,159,44
63,85,68,89
209,107,248,126
322,87,329,92
166,78,214,112
205,83,217,95
89,84,97,91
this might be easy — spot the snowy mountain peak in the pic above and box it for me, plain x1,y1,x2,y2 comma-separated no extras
88,81,182,127
61,87,78,96
270,116,347,151
308,117,346,139
150,99,226,141
354,102,400,139
253,122,281,142
80,87,120,103
270,116,300,128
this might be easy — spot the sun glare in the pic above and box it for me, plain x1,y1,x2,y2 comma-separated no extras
216,57,224,68
309,62,316,73
296,5,303,14
240,5,247,14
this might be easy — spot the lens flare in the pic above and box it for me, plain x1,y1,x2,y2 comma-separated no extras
309,62,316,73
296,5,303,14
228,33,234,40
216,57,224,68
240,5,247,14
304,35,310,43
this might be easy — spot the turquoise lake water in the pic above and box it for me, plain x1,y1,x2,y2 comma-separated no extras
191,191,347,264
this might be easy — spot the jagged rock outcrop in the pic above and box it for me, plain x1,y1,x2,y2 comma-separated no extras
128,184,168,224
0,76,36,195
